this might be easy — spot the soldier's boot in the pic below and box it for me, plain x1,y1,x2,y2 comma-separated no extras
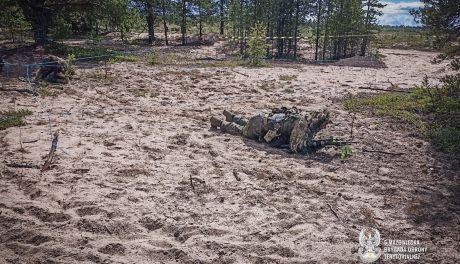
223,110,235,122
210,116,223,129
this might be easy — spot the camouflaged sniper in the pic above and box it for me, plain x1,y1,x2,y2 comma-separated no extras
34,55,71,84
210,107,338,153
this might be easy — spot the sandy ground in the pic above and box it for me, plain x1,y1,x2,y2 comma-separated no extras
0,48,459,264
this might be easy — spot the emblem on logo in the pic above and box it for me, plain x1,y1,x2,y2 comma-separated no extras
358,227,382,263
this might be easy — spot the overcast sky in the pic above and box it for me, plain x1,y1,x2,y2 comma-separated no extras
377,0,424,27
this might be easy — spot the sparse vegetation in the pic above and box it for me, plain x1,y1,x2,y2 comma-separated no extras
37,81,58,98
0,109,33,130
108,54,140,64
279,74,298,81
247,22,268,67
340,145,353,160
145,51,158,66
344,75,460,156
130,89,148,97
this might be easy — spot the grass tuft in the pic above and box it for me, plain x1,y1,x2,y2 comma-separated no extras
279,74,298,81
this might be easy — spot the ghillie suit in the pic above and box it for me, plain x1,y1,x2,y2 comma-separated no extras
34,55,73,84
210,107,346,153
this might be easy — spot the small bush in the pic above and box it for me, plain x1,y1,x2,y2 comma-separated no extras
340,145,353,160
279,74,298,81
146,51,158,65
0,109,33,130
247,22,268,66
37,81,58,97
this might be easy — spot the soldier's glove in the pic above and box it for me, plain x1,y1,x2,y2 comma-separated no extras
289,117,309,153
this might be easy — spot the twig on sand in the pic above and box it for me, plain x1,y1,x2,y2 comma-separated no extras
22,139,39,144
231,69,249,77
51,222,69,230
362,148,404,156
358,86,409,93
327,203,341,221
6,163,37,169
0,87,39,96
190,175,195,190
350,112,356,139
41,131,59,172
104,224,112,235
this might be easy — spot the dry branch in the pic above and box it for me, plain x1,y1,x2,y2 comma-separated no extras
327,203,341,221
231,69,249,77
358,86,409,93
41,131,59,172
362,148,404,156
0,87,38,96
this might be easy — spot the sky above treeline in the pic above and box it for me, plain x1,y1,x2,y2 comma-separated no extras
378,0,424,27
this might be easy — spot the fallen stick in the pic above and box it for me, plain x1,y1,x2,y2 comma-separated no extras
231,69,249,77
362,148,404,156
0,87,38,96
327,203,341,221
51,222,69,230
6,163,37,169
196,57,224,61
358,86,410,93
22,139,39,144
189,175,195,190
41,131,59,172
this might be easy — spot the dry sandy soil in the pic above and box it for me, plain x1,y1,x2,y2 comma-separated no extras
0,48,459,264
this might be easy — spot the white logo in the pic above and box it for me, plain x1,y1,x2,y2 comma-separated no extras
358,227,382,263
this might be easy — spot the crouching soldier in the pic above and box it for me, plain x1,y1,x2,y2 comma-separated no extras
210,107,341,153
34,55,72,84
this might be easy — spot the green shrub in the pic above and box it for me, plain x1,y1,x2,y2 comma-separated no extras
146,51,158,65
247,22,268,66
0,109,33,130
279,74,298,81
344,73,460,156
340,145,353,160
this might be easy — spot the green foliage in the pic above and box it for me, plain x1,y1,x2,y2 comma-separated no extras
0,109,33,130
108,54,140,64
340,145,353,160
50,16,72,40
411,0,460,35
146,51,158,65
247,22,267,66
375,27,439,50
344,72,460,156
37,81,58,98
64,53,76,77
279,74,298,81
0,0,30,42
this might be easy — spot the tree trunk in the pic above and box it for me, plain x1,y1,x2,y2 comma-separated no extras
198,3,202,41
219,0,224,35
18,0,53,45
360,0,372,56
181,0,187,45
162,0,169,45
293,0,299,59
314,0,322,61
146,2,155,45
